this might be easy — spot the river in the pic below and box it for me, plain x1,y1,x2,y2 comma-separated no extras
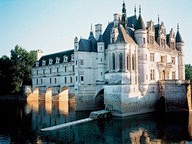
0,100,192,143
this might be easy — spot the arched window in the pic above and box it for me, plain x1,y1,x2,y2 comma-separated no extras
112,53,115,70
119,53,123,72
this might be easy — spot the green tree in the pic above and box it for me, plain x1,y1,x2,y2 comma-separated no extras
0,55,12,95
0,45,36,95
10,45,36,94
185,64,192,82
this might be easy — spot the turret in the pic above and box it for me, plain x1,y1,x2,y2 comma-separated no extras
97,34,105,83
88,26,97,52
176,24,185,80
134,6,149,95
176,24,184,52
74,36,79,51
134,6,147,48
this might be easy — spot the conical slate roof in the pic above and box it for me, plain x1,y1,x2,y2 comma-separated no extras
176,31,184,43
135,14,146,30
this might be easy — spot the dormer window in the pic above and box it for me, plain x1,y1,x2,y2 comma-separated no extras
49,58,53,65
63,56,68,62
36,62,39,67
42,60,46,66
56,57,60,64
71,54,74,61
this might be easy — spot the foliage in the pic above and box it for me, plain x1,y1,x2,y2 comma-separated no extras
185,64,192,82
0,45,36,95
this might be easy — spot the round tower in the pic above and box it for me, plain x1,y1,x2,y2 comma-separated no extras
176,24,185,80
97,33,105,83
134,6,149,95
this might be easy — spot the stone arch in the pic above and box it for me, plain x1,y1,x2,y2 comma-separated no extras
94,89,105,109
61,86,68,92
158,96,165,112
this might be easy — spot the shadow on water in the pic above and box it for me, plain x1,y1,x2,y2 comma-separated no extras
0,100,192,143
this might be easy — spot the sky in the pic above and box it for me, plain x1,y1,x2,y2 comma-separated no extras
0,0,191,64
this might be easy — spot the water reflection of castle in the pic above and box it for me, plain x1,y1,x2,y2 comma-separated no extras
25,101,192,143
25,100,71,131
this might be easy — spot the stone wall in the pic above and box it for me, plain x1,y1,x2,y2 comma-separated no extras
159,80,190,112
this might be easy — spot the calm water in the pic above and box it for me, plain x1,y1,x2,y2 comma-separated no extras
0,100,192,144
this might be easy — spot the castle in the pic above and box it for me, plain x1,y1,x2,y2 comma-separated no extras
32,2,191,116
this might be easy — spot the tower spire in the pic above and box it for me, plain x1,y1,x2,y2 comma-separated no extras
121,1,127,29
134,4,136,16
177,23,179,31
158,14,160,25
139,5,141,15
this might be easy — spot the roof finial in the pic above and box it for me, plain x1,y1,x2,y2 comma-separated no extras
177,23,179,31
158,14,160,25
134,4,136,16
139,5,141,15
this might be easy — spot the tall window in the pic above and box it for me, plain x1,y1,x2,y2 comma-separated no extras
64,66,67,72
112,53,115,70
119,53,123,72
172,71,176,80
55,78,57,84
43,69,45,74
127,55,129,70
132,54,135,71
41,79,43,84
150,53,155,62
161,56,166,62
57,67,59,73
150,69,155,80
80,76,84,82
70,77,72,83
50,78,52,84
36,70,38,75
50,68,52,74
72,65,75,72
36,79,38,85
64,77,67,84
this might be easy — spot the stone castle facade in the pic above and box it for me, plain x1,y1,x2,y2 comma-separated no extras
32,2,190,116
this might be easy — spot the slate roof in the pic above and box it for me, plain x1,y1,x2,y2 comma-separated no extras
103,22,114,48
78,31,97,52
34,49,74,67
154,24,160,41
176,31,184,43
98,34,104,42
127,15,137,29
135,14,146,30
117,25,136,44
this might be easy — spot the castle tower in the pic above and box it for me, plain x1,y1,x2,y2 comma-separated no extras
176,24,185,80
134,6,149,95
96,28,105,84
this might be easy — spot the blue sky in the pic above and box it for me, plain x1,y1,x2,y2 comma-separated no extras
0,0,191,63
